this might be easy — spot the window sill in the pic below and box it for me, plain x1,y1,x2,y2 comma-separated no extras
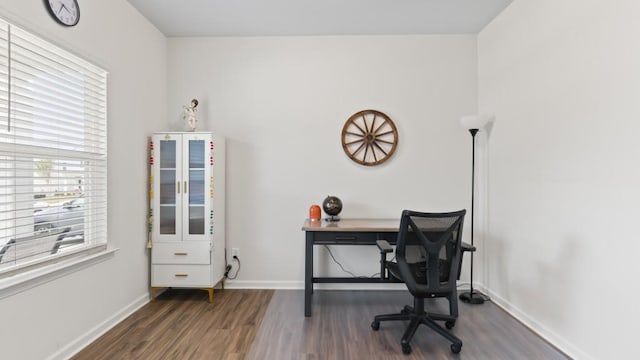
0,247,119,301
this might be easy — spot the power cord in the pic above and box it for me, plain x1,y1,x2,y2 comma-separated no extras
224,248,231,277
323,245,379,278
227,255,241,280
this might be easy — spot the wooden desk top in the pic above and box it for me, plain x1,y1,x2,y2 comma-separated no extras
301,218,400,232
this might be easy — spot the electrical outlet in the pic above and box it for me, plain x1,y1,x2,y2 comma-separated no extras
231,248,239,258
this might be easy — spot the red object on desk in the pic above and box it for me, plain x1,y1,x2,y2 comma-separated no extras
309,205,321,221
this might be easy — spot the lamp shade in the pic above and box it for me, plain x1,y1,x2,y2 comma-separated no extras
459,115,493,130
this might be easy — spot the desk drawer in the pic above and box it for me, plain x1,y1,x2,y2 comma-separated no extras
151,265,212,287
313,231,384,244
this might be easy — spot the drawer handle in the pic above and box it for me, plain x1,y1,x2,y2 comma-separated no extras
335,236,357,241
174,273,189,277
174,252,188,256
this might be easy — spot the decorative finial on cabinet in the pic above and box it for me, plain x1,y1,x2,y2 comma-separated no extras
183,99,199,131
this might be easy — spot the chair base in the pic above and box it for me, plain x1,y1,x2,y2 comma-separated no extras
372,300,462,355
459,290,489,304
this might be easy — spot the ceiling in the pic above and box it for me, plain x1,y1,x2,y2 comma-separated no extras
126,0,514,37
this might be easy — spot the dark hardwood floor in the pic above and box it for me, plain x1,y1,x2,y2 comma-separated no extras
73,288,274,360
249,290,570,359
74,289,569,360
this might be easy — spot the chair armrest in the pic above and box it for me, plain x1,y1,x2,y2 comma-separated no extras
457,242,476,280
462,242,476,252
376,240,393,253
377,240,393,281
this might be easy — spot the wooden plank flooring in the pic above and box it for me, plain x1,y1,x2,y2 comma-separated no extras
248,290,570,360
73,289,569,360
73,289,274,360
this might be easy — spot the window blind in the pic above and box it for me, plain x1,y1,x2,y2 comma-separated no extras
0,19,108,274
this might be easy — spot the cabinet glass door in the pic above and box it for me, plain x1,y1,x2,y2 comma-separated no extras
187,139,205,235
159,139,178,234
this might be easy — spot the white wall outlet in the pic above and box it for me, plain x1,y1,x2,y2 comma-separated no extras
232,248,239,258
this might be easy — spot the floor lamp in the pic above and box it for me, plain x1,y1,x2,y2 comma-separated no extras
459,115,492,305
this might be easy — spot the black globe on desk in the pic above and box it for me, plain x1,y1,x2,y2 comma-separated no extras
322,195,342,222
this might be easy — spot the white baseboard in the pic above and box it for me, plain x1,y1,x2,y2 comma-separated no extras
47,293,150,360
224,280,408,291
224,280,302,289
483,286,590,360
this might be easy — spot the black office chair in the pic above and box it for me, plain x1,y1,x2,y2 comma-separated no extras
371,209,466,355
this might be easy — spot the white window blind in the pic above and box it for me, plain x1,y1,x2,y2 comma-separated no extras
0,19,108,274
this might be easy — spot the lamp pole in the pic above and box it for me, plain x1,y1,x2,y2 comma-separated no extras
459,128,489,304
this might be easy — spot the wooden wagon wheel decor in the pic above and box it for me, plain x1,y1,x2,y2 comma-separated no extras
341,109,399,166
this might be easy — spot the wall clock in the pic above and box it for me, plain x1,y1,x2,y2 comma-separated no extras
341,109,398,166
46,0,80,27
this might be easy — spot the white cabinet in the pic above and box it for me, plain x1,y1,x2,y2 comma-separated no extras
148,132,225,303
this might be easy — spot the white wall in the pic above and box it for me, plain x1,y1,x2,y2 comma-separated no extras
0,1,167,359
167,35,478,287
479,1,640,359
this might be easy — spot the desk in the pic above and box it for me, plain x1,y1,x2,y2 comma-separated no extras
302,218,401,317
301,218,475,317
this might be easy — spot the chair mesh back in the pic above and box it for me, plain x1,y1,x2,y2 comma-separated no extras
396,210,466,297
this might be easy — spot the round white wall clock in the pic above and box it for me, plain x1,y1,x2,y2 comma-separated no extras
46,0,80,27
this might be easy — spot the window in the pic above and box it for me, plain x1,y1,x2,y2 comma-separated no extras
0,19,107,275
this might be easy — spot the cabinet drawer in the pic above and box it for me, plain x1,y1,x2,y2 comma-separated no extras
152,242,211,265
152,265,212,287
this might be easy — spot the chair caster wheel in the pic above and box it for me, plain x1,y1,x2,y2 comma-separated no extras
451,343,462,354
445,320,456,329
402,344,412,354
371,321,380,331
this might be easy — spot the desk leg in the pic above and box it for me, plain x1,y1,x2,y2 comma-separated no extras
305,231,313,317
